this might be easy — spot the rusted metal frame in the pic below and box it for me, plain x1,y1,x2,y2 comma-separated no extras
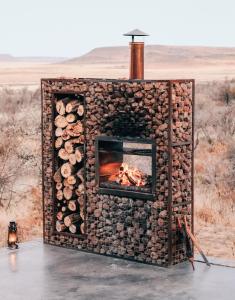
191,79,195,235
167,80,173,266
172,200,192,208
41,80,45,242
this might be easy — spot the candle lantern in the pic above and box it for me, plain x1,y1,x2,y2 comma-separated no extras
8,221,19,249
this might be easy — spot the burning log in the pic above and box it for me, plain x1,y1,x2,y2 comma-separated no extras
56,220,66,232
54,115,68,128
66,100,80,113
61,163,74,178
64,213,82,227
56,100,66,115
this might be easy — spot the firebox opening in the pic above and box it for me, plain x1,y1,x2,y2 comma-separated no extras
95,136,156,199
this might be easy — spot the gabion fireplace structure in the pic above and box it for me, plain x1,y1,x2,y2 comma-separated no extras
41,78,194,266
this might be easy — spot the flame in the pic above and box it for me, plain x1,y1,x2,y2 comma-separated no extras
106,162,148,187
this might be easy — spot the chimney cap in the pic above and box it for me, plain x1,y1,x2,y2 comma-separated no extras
123,29,149,37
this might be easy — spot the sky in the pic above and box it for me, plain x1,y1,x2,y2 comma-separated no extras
0,0,235,58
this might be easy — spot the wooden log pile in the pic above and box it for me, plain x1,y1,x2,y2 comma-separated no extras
53,96,85,235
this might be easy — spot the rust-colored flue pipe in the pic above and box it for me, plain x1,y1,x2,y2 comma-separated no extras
123,29,149,80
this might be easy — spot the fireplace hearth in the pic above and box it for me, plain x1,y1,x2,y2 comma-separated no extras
96,136,156,199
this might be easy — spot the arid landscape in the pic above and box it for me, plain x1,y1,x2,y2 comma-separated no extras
0,45,235,260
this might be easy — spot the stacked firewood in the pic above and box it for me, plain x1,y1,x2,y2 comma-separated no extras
53,97,85,235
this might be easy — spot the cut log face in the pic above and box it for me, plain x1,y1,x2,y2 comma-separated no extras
56,211,71,221
55,127,63,137
68,200,77,211
66,100,80,113
53,168,62,183
58,148,69,160
56,100,66,115
56,190,63,201
56,182,63,190
64,140,74,154
66,113,77,123
77,105,84,117
56,220,66,232
75,146,84,163
63,186,73,200
61,163,74,178
55,137,63,149
69,153,77,165
67,175,76,185
66,121,83,137
64,213,82,227
61,130,71,141
54,115,68,128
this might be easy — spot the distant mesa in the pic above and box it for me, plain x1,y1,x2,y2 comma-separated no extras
63,44,235,66
0,54,66,63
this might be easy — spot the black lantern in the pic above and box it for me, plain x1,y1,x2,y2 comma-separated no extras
8,221,19,249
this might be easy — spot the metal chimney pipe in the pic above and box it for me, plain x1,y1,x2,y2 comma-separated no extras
129,42,144,80
123,29,149,80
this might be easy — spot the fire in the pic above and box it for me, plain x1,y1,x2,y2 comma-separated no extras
108,162,148,187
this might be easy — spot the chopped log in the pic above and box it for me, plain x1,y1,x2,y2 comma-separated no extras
55,127,63,137
68,200,77,212
77,197,84,208
53,168,62,183
77,105,84,117
63,186,73,200
80,222,85,234
69,153,77,165
58,148,69,160
64,213,82,227
56,182,63,190
66,113,77,123
55,137,63,149
56,100,66,115
54,115,68,128
63,178,73,188
77,168,84,183
69,221,84,234
75,183,84,195
75,146,84,163
56,190,63,201
61,130,70,141
56,220,66,232
56,211,71,221
66,100,80,113
61,163,74,178
66,121,83,137
61,206,68,212
64,140,74,154
67,175,76,185
80,210,85,221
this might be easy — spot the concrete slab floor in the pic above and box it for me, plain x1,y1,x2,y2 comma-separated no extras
0,240,235,300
